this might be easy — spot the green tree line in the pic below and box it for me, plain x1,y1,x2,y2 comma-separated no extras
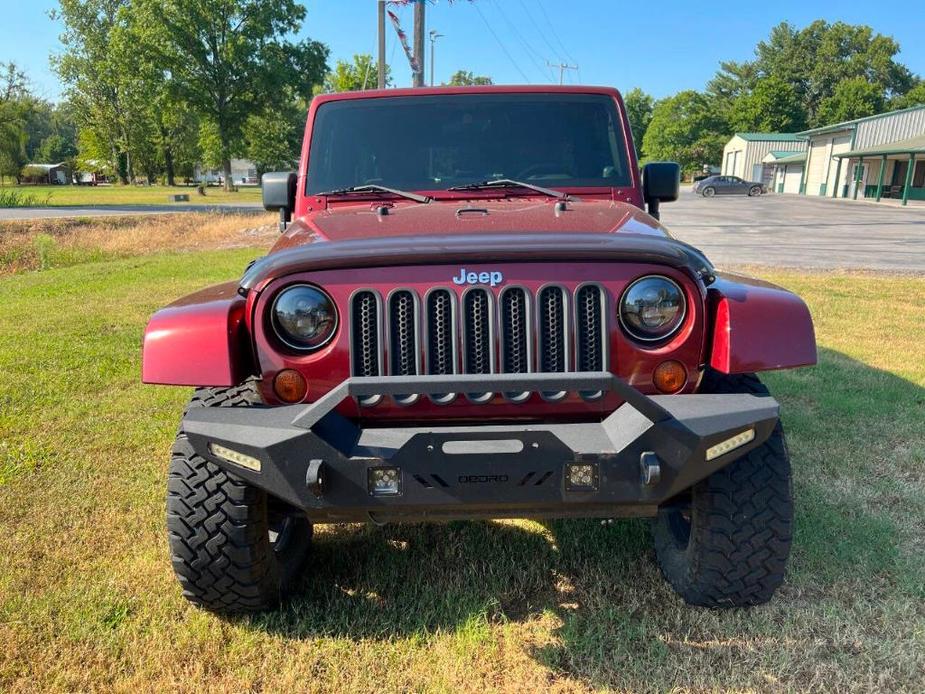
0,63,77,183
4,12,923,187
2,0,497,191
629,20,925,174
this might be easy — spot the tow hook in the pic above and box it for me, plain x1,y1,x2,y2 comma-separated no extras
640,452,661,486
306,459,325,498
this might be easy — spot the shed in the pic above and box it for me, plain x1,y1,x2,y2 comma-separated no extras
721,134,806,186
762,151,806,194
21,163,69,185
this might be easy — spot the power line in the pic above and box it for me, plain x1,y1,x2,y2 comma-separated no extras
535,0,578,66
472,2,531,83
488,0,553,82
516,0,566,67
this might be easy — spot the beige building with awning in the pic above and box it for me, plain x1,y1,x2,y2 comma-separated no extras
833,133,925,205
794,104,925,205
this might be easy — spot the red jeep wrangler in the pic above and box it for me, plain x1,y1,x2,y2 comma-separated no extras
143,86,816,614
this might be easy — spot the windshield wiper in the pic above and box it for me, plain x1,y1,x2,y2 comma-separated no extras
446,178,569,200
316,184,430,204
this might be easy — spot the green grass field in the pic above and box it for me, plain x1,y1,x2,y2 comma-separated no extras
1,238,923,691
0,183,261,207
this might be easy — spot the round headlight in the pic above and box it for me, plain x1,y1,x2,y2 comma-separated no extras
271,285,338,350
619,275,686,342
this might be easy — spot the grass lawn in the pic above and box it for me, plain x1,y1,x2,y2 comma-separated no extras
0,232,923,691
0,183,261,207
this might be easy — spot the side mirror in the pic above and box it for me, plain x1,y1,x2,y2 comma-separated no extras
262,171,297,231
642,162,681,220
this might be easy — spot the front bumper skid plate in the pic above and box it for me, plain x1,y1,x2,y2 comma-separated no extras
182,372,779,522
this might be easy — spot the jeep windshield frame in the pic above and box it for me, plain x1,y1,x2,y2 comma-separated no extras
304,92,634,198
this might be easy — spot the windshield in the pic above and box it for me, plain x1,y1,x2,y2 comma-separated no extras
306,93,633,195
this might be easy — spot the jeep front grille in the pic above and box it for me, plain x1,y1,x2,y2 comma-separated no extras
349,284,608,404
351,290,382,405
537,286,569,399
500,288,531,402
575,285,606,400
462,289,493,402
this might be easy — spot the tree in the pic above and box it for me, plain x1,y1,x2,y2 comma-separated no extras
447,70,493,86
891,82,925,110
0,63,31,181
53,0,135,183
244,106,301,176
815,77,886,125
728,76,806,132
135,0,328,190
709,21,916,125
322,54,391,93
623,87,654,159
642,91,727,174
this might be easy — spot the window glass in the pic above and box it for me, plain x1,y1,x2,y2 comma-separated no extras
306,93,632,193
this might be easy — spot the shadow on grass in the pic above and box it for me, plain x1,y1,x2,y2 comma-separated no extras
246,347,923,687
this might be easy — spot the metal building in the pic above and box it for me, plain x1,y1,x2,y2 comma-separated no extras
720,133,806,185
796,105,925,204
763,151,805,194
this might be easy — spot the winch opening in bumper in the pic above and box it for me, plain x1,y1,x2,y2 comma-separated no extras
182,372,779,522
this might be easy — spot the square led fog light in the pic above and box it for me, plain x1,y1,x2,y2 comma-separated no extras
565,462,599,491
368,466,402,496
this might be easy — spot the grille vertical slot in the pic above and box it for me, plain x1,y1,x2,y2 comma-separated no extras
462,289,493,402
425,289,456,404
537,286,569,400
388,290,419,404
351,291,382,406
500,287,531,401
575,284,606,400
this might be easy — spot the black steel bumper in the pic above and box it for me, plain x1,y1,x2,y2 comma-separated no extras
182,372,779,522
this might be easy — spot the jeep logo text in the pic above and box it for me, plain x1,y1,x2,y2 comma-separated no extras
452,268,504,287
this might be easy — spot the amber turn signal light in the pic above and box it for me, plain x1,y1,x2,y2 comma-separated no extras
653,360,687,394
273,369,308,403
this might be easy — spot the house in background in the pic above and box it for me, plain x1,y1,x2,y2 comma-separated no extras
74,159,112,185
720,134,806,186
193,159,259,186
21,163,69,185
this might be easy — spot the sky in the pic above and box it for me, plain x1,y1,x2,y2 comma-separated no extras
1,0,923,103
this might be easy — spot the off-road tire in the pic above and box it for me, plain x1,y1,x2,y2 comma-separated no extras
652,370,793,607
166,379,312,613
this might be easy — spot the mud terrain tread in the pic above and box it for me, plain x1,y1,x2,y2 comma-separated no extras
653,371,793,607
166,380,308,613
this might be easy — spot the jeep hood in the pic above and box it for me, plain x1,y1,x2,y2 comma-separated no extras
274,198,667,249
240,231,714,294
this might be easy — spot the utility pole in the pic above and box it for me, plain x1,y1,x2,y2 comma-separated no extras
413,0,425,87
429,30,444,86
377,0,386,89
546,61,579,85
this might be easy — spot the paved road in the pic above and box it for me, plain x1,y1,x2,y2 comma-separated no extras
0,202,263,221
661,191,925,273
